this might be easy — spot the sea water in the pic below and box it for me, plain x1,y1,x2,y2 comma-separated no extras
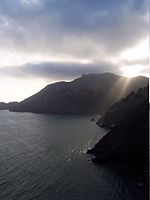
0,110,148,200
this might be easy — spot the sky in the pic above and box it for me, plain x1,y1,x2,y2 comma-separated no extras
0,0,149,102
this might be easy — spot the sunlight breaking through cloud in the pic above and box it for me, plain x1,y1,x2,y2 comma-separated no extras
0,0,148,101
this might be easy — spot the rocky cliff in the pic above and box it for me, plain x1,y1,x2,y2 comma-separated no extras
87,100,149,164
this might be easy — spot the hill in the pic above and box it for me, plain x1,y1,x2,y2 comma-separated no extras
97,86,148,128
0,102,18,110
10,73,148,114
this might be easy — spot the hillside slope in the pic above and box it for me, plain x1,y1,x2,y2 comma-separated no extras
97,86,148,128
10,73,148,114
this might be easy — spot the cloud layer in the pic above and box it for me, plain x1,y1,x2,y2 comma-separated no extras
0,0,148,101
0,0,148,61
0,61,119,80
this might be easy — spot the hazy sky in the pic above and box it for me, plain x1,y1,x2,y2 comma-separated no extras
0,0,149,102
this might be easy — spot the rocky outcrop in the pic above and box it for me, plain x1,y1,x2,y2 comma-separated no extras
87,101,149,164
9,73,148,114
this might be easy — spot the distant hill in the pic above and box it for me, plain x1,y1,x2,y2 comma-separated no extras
87,100,149,164
0,102,8,110
0,102,18,110
97,86,148,128
9,73,148,114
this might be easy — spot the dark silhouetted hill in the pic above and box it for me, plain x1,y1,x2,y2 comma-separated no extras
0,102,8,110
0,102,18,110
87,100,149,164
97,86,148,128
9,73,148,114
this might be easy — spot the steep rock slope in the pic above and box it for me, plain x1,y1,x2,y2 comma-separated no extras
87,101,149,164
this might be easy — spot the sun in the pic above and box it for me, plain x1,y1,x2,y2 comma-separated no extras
121,65,144,77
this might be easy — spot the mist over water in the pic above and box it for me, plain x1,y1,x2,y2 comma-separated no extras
0,110,147,200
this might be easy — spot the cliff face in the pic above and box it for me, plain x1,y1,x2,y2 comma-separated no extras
97,86,148,128
9,73,148,114
87,101,149,164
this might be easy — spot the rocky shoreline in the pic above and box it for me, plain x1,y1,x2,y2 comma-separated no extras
87,100,149,165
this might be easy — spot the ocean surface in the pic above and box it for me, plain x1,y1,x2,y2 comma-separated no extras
0,110,148,200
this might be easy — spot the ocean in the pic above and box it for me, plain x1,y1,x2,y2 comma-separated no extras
0,110,148,200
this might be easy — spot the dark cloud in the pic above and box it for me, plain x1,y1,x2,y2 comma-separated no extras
0,0,148,60
0,61,118,80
